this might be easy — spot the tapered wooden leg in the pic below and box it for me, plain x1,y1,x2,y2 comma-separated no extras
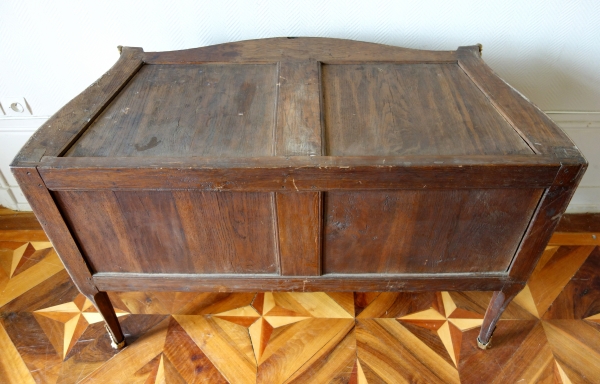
477,284,524,350
86,291,126,349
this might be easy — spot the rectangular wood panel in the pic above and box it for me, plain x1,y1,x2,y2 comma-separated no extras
275,60,323,156
322,63,533,156
53,190,278,274
323,189,543,274
276,192,322,276
65,64,278,158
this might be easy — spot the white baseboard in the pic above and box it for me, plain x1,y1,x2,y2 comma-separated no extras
0,114,598,212
548,113,600,213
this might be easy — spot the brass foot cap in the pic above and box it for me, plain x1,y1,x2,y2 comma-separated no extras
105,324,126,350
110,339,126,350
477,336,492,350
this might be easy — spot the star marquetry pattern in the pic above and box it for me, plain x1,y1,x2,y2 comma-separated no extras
2,233,600,383
33,294,129,359
213,292,352,364
398,292,483,367
0,241,64,308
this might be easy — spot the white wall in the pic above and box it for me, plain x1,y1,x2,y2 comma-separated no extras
1,0,599,211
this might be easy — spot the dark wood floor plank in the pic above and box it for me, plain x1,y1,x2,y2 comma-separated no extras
543,320,600,383
544,246,600,320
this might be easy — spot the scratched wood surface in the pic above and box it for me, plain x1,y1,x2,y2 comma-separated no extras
322,63,533,156
1,210,599,383
324,189,543,274
65,64,278,158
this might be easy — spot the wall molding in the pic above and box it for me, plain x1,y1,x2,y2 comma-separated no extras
0,116,49,132
1,114,599,212
546,112,600,129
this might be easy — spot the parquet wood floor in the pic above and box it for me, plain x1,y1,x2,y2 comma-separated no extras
0,210,599,383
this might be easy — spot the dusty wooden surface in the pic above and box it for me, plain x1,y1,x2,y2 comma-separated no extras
10,38,587,352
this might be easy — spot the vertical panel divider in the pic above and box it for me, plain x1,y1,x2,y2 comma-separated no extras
275,59,324,276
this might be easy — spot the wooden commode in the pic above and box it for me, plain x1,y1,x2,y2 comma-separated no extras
12,38,586,350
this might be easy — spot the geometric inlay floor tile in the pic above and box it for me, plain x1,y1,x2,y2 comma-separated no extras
34,294,129,359
543,320,600,384
357,318,461,383
0,241,63,309
1,225,599,383
398,292,483,367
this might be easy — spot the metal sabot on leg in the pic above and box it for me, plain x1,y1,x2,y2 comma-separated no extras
105,324,126,350
477,336,492,350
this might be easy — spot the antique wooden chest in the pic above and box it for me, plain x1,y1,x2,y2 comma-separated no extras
12,38,586,350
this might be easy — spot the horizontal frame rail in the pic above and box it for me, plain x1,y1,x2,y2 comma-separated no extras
93,272,517,293
38,155,560,191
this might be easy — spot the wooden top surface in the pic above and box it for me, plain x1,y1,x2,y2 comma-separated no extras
13,37,583,166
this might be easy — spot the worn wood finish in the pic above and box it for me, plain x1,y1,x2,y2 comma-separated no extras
11,38,587,350
276,192,321,276
477,284,524,347
324,189,543,274
142,37,458,64
275,61,323,156
90,291,125,346
323,63,532,156
66,64,278,158
37,155,560,191
10,168,97,296
457,46,572,154
53,190,278,274
93,273,514,293
13,47,144,164
508,163,587,281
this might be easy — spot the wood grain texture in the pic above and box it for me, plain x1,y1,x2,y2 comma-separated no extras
12,47,144,165
324,189,542,274
508,164,587,281
91,291,125,345
142,37,457,64
38,155,560,191
556,213,600,233
174,315,257,384
357,318,461,383
275,61,323,156
543,246,600,320
526,245,596,317
93,273,512,293
0,321,35,384
0,209,42,231
276,192,321,276
548,232,600,246
0,230,48,242
1,221,598,383
10,39,587,356
457,45,574,155
543,320,600,383
257,318,354,383
478,284,524,344
53,190,277,274
323,63,532,156
489,322,557,384
10,168,97,296
163,317,228,383
66,63,277,158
